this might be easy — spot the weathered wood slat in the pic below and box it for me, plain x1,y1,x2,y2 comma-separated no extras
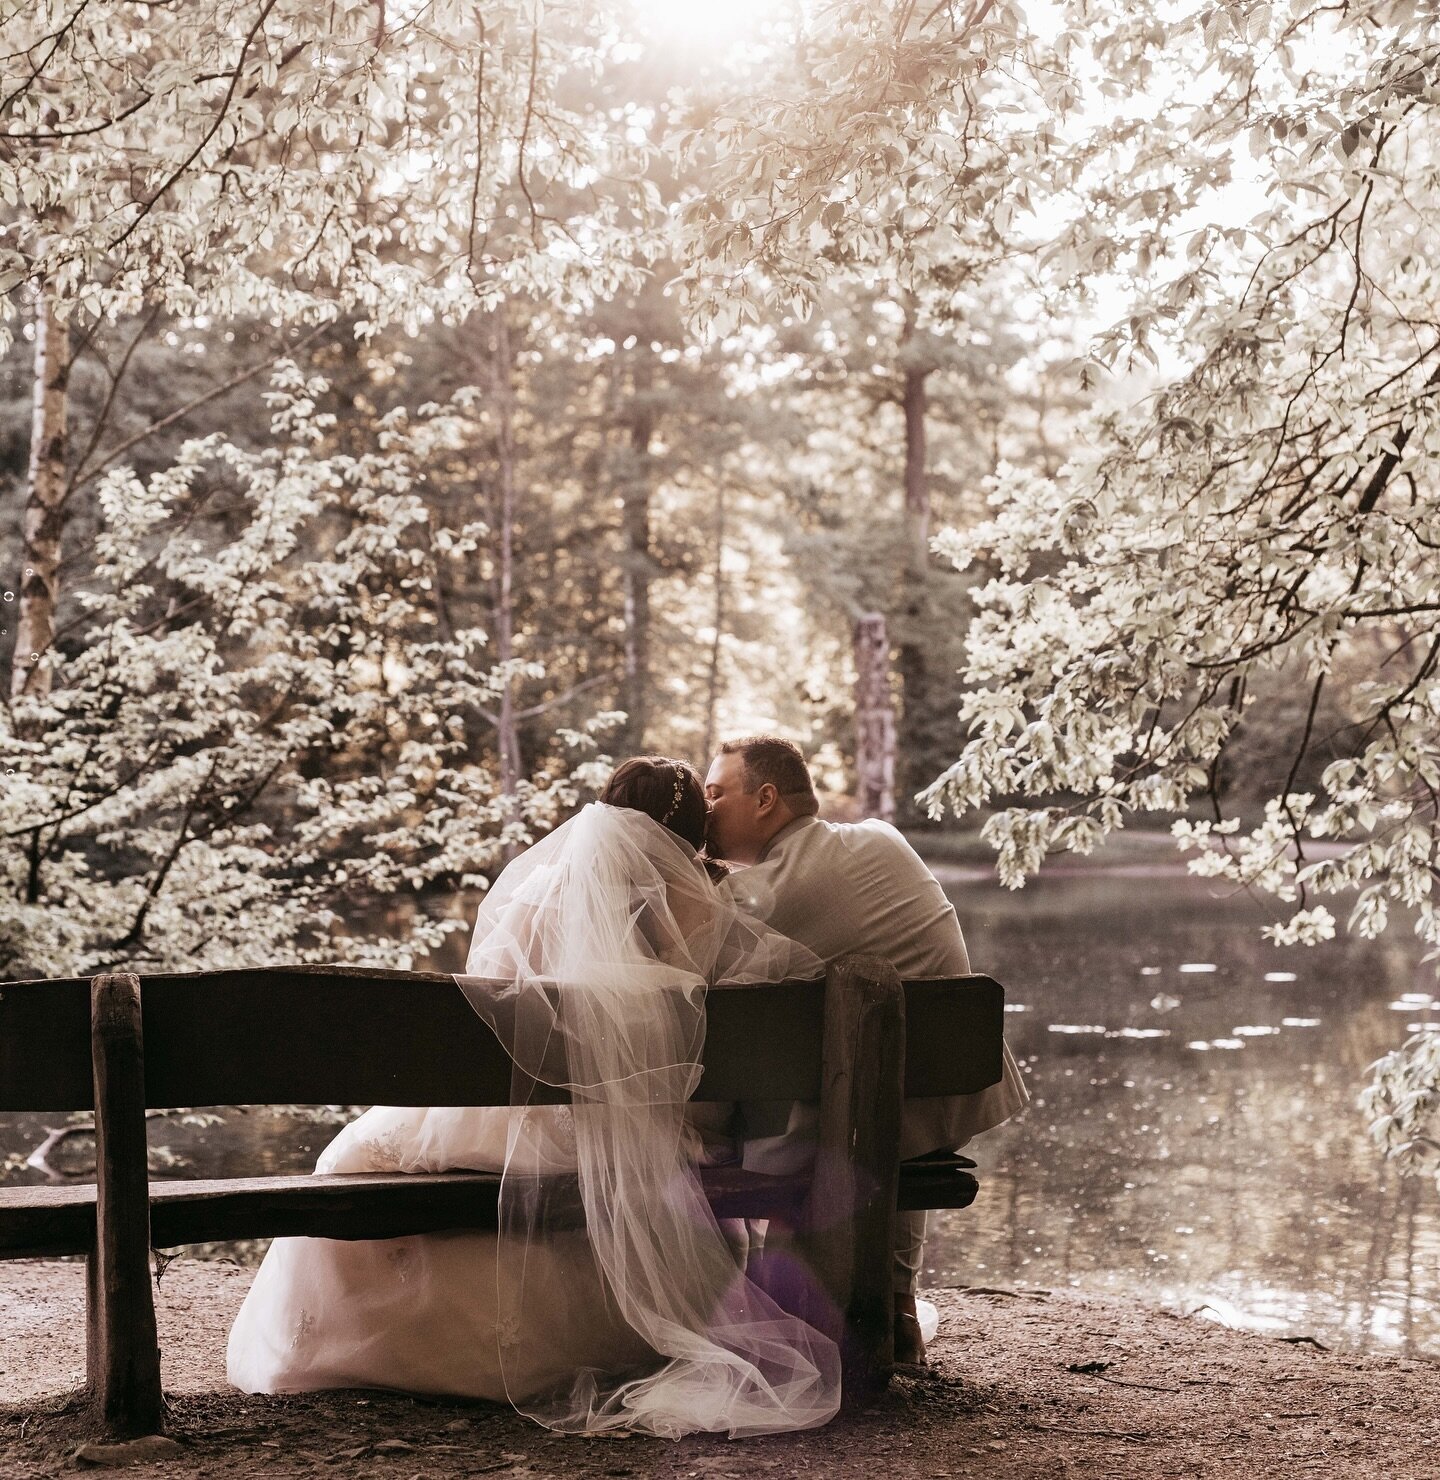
0,1182,99,1257
0,1159,976,1260
0,974,91,1111
897,1160,979,1212
902,977,1004,1096
0,968,1004,1112
87,974,163,1438
147,1165,814,1245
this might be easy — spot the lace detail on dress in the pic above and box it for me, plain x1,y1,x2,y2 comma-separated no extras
496,1312,522,1350
386,1244,414,1283
289,1308,316,1350
353,1126,407,1171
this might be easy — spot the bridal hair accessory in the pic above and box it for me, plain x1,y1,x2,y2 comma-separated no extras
660,764,685,826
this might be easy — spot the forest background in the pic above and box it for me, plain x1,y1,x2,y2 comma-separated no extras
2,0,1438,1166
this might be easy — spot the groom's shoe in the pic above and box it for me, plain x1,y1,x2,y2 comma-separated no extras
893,1311,928,1372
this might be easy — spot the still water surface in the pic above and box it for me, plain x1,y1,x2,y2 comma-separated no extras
4,862,1438,1358
932,863,1440,1358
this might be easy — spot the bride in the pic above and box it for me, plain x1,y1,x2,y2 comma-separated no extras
226,757,841,1437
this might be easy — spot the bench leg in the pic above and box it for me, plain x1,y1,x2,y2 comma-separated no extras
799,956,905,1401
88,974,164,1437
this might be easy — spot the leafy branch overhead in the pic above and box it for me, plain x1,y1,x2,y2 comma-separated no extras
0,0,658,346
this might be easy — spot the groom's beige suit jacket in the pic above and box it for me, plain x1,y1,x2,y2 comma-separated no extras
721,814,1028,1173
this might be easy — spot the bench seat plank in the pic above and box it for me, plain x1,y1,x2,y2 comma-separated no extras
0,1183,97,1258
0,1158,979,1260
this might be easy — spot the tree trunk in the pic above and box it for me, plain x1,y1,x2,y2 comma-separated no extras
701,484,728,763
853,612,896,822
12,277,71,706
902,360,929,556
619,346,655,755
483,309,523,859
895,303,932,823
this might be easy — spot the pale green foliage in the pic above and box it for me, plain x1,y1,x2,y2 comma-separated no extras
1,366,601,977
675,0,1060,332
0,0,654,349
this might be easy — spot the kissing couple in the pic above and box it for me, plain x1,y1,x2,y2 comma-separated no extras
227,737,1027,1437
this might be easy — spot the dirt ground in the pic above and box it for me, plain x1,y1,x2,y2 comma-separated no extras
4,1259,1440,1479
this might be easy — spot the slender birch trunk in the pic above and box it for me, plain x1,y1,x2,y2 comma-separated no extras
853,611,896,822
12,277,71,706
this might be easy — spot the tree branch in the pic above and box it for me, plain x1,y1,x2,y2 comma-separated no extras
104,0,281,257
65,318,335,498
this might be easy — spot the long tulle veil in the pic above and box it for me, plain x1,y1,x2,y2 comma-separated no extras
452,802,841,1437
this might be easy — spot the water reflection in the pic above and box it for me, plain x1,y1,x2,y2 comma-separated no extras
3,863,1438,1358
928,865,1440,1358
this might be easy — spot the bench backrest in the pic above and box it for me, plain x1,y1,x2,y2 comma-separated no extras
0,966,1004,1112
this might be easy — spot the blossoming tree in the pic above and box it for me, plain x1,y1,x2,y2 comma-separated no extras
2,365,612,977
908,1,1440,1173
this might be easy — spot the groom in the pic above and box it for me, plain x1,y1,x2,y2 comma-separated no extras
703,735,1028,1367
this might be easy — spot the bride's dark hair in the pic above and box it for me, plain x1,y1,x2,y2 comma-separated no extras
600,756,708,851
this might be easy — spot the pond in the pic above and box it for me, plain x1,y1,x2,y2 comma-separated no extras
4,851,1438,1359
931,857,1440,1358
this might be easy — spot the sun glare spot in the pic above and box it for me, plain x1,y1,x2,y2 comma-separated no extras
627,0,776,54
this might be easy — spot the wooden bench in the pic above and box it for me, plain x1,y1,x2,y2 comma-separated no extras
0,957,1005,1437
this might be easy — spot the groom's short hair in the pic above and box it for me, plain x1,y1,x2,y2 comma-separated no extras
719,736,819,816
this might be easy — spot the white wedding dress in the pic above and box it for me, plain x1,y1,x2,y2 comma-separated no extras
227,804,841,1436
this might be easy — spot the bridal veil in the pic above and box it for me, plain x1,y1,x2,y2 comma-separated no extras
453,802,841,1437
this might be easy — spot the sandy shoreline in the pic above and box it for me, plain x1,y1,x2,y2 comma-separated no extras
4,1258,1440,1477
